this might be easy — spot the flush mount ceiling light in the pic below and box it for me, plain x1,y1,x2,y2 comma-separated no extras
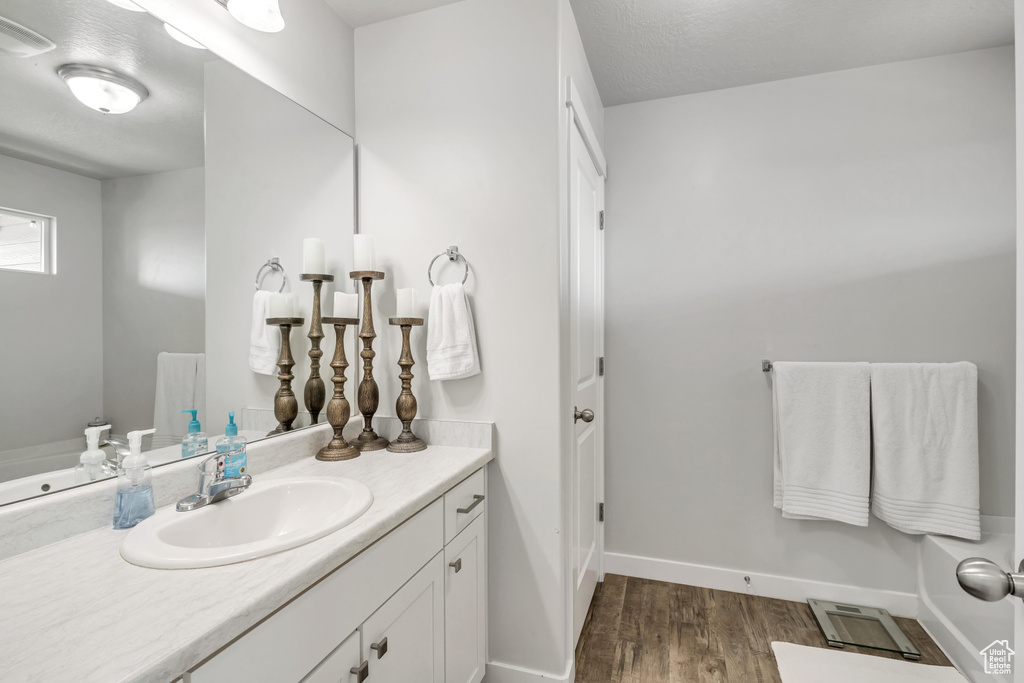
57,64,149,115
226,0,285,33
164,23,207,49
105,0,146,11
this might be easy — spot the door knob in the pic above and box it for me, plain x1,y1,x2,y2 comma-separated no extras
956,557,1024,601
574,407,595,423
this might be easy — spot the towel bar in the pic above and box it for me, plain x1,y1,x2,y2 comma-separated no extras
255,257,287,293
427,246,470,286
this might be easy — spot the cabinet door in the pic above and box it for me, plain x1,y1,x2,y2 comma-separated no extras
302,630,364,683
445,514,486,683
361,553,445,683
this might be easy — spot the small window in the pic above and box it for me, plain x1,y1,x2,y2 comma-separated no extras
0,208,52,274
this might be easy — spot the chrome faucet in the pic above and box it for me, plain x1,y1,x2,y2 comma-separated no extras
102,437,132,475
176,451,252,512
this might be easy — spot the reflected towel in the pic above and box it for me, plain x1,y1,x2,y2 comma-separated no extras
773,362,871,526
871,362,980,540
427,283,480,380
250,290,280,376
152,352,205,450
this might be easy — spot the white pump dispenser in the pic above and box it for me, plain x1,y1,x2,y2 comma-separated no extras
75,424,111,483
113,428,157,529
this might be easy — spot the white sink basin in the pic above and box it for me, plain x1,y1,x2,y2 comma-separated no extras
120,477,373,569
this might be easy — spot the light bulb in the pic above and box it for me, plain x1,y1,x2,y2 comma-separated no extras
57,65,149,115
227,0,285,33
164,23,207,49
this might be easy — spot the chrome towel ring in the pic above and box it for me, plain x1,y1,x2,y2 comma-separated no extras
255,257,287,293
428,245,470,286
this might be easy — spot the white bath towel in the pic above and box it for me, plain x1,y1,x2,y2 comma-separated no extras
871,362,980,540
152,352,206,450
772,362,872,526
426,283,480,381
249,290,280,376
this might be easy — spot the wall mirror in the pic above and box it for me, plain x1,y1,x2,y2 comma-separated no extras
0,0,355,506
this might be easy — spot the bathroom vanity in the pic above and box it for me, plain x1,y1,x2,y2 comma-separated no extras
0,425,492,683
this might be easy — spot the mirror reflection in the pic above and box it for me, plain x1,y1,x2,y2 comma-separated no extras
0,0,355,506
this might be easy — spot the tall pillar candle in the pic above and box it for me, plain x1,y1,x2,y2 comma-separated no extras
396,288,416,318
353,235,376,271
334,291,358,319
303,238,325,274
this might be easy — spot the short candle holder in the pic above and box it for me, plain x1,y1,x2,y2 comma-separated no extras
300,273,334,425
387,317,426,453
317,317,360,461
350,270,389,451
267,317,304,436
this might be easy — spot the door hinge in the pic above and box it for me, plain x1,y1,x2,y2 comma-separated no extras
598,357,605,376
599,210,605,230
599,502,605,522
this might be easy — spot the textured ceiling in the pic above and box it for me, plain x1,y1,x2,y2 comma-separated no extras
325,0,463,28
570,0,1015,107
0,0,216,179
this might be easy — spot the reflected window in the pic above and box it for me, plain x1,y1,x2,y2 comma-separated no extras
0,208,52,274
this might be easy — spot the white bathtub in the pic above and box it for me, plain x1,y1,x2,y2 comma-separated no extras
918,516,1014,683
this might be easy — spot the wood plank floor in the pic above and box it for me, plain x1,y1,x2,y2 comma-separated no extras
575,575,952,682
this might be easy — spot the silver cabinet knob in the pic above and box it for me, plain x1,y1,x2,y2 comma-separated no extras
574,407,595,423
957,557,1024,601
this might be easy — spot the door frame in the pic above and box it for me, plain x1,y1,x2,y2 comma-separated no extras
565,75,607,652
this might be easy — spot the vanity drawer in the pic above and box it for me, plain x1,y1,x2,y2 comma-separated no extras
444,469,485,545
302,629,361,683
188,499,443,683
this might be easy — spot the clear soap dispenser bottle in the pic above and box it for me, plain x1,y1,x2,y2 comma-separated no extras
114,428,156,530
180,409,208,459
75,423,111,483
215,412,247,478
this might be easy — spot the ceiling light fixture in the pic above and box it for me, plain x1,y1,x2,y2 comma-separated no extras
226,0,285,33
164,23,207,49
105,0,147,12
57,64,149,115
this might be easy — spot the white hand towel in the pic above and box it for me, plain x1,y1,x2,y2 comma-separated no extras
426,282,480,381
152,352,206,450
249,290,280,376
870,362,980,540
772,362,871,526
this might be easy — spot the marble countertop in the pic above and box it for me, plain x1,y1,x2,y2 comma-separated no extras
0,445,492,683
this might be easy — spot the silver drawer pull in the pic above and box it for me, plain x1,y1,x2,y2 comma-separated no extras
457,494,485,514
371,637,388,659
449,558,463,573
350,660,369,682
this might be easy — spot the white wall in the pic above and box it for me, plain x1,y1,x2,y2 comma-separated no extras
0,154,103,451
134,0,355,136
356,0,587,677
102,167,205,435
603,47,1015,597
205,60,355,430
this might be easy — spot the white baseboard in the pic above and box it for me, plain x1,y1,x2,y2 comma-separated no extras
484,658,574,682
604,552,919,618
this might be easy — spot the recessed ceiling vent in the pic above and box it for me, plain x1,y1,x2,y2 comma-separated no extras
0,16,56,58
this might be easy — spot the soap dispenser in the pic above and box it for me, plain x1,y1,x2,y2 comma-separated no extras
215,411,247,478
75,423,111,483
180,409,208,459
114,428,156,530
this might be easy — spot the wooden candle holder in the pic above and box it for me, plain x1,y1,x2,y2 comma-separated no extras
267,317,304,436
387,317,426,453
317,317,360,461
350,271,389,451
300,274,334,425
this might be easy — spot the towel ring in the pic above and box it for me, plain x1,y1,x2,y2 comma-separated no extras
255,258,287,293
428,246,470,286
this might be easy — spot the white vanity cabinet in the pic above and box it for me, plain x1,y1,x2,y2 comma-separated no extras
185,468,486,683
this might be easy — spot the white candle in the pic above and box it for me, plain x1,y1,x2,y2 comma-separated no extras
303,238,326,274
286,293,300,317
396,288,416,318
353,234,376,271
334,292,358,318
268,292,291,318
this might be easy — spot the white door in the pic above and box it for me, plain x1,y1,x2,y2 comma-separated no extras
570,119,605,645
